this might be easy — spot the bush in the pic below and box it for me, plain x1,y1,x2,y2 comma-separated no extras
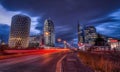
78,51,120,72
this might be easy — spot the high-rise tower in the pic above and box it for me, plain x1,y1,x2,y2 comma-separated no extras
44,19,55,47
78,22,84,43
9,14,31,48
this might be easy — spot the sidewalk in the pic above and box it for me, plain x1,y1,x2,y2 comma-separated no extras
62,52,94,72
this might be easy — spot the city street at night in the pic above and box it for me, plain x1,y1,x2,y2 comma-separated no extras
0,49,68,72
0,0,120,72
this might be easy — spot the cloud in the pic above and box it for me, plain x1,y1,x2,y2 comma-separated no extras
95,9,120,39
109,9,120,20
0,24,9,42
0,4,20,25
1,0,120,44
0,4,41,35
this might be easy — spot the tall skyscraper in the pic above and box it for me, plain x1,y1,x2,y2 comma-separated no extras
78,22,84,43
44,19,55,47
9,14,31,48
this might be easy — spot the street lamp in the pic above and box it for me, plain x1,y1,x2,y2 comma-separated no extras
57,38,62,42
63,40,67,48
63,40,67,44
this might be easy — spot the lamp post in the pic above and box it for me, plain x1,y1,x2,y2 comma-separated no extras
63,40,67,48
57,38,62,48
57,38,67,48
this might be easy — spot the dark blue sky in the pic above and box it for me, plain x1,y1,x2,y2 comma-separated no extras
0,0,120,43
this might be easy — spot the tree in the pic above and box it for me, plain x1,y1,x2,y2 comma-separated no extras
94,34,106,46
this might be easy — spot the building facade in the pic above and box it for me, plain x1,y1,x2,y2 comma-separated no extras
39,34,44,48
84,26,98,45
108,38,120,50
44,19,55,47
78,24,98,48
9,14,31,48
29,35,40,48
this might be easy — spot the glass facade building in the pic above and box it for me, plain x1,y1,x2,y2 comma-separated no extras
44,19,55,47
9,14,31,48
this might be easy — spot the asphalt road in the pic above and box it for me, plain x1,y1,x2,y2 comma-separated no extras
62,52,94,72
0,51,67,72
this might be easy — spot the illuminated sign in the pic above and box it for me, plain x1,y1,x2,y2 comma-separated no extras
109,39,118,43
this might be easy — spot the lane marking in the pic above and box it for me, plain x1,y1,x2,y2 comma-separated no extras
56,55,66,72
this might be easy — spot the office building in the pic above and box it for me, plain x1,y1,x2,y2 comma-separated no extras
44,19,55,48
84,26,98,45
9,14,31,48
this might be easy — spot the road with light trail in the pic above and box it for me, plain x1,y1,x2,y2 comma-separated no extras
0,50,68,72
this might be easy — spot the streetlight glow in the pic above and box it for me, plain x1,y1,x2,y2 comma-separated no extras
63,40,67,44
57,38,62,42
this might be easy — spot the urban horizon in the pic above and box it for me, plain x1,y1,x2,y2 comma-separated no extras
0,0,120,44
0,0,120,72
0,13,119,44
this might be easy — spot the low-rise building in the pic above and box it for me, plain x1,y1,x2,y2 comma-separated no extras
108,38,120,50
29,35,40,48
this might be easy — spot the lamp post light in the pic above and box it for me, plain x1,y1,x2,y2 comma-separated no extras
57,38,68,48
63,40,67,44
63,40,67,48
57,38,62,42
57,38,62,48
